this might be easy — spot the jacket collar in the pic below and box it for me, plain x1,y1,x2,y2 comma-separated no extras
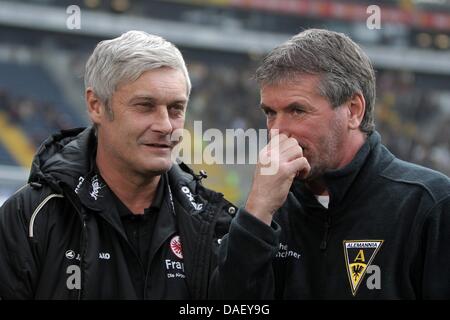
167,164,211,217
293,131,394,211
29,127,95,192
77,169,166,215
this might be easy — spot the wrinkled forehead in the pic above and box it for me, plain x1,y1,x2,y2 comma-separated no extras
260,73,324,95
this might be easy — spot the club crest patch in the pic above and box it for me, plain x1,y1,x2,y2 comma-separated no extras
170,235,183,259
343,240,383,296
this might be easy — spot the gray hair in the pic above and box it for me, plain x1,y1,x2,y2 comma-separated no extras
85,30,191,116
255,29,376,134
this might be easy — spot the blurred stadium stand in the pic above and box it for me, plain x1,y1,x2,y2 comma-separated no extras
0,143,17,166
0,0,449,206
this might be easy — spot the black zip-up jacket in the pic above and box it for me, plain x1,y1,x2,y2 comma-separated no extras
0,127,235,299
212,131,450,299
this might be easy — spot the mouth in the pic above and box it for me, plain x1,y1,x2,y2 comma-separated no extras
143,143,172,149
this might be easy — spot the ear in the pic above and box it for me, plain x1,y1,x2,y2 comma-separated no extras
86,88,105,125
346,93,366,130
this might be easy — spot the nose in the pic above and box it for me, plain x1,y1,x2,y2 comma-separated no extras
152,107,173,135
269,114,292,137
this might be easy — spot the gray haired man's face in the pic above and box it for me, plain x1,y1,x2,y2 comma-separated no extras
94,67,188,177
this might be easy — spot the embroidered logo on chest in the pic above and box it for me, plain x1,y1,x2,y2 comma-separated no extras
170,235,183,259
343,240,383,296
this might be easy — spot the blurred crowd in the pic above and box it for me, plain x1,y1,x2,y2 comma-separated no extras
376,71,450,176
187,60,262,131
0,89,76,147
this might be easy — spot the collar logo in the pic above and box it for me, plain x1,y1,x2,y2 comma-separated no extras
181,186,203,211
170,235,183,259
89,175,104,200
74,176,85,194
343,240,383,296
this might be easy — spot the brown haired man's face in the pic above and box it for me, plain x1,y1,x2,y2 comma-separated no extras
260,74,352,180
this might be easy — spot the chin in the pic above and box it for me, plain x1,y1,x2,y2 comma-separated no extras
148,160,173,174
135,157,173,175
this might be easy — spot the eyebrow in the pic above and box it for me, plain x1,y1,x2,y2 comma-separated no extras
169,99,188,106
129,95,188,105
286,102,309,110
260,102,309,112
260,103,273,112
129,96,156,104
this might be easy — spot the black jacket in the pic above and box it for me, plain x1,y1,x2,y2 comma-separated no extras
0,127,235,299
213,132,450,299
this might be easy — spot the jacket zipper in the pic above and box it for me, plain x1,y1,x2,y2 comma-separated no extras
144,182,176,299
60,185,88,300
78,218,87,300
95,215,147,298
194,193,224,299
320,214,332,251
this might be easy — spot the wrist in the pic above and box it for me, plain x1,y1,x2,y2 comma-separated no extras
245,199,274,226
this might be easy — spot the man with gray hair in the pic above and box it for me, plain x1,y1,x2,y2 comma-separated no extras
0,31,235,299
211,29,450,299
